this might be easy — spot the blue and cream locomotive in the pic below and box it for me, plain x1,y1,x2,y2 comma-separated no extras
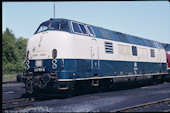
17,18,168,94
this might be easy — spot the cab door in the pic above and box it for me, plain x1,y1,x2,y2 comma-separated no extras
91,38,100,74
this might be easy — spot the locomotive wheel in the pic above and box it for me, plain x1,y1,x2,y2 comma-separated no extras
25,79,34,94
17,74,22,82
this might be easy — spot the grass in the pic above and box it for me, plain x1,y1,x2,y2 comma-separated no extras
3,73,18,82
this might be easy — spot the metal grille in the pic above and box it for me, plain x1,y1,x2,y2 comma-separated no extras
105,42,113,54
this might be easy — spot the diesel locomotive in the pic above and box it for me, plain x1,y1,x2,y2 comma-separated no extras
17,18,169,94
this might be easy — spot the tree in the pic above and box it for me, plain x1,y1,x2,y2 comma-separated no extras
2,28,27,74
16,37,28,60
16,37,28,72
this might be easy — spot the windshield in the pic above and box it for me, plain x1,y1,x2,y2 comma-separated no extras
35,21,50,34
34,19,69,34
49,20,69,31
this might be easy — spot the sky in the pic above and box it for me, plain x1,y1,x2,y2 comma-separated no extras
2,1,170,43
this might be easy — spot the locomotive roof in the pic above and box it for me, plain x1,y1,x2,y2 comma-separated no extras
45,18,164,49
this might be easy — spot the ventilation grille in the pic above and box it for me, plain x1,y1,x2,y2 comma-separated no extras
105,42,113,54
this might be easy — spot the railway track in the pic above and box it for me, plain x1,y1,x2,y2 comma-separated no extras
2,98,35,111
111,98,170,112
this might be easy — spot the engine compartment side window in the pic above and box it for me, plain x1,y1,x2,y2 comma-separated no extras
158,42,164,49
100,28,112,40
72,22,82,33
117,32,129,43
132,46,137,56
153,41,159,48
138,38,146,46
146,39,153,47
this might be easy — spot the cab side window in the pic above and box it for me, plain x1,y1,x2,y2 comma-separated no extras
87,25,95,36
72,22,81,33
79,24,87,34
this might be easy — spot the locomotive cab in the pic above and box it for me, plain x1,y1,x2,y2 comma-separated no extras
22,19,77,94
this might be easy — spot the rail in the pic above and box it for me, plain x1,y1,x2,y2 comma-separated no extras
2,98,35,111
111,98,170,112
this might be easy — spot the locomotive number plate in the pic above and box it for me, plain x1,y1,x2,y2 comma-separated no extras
35,60,42,67
34,68,45,72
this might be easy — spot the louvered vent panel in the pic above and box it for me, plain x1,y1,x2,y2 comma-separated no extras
105,42,113,54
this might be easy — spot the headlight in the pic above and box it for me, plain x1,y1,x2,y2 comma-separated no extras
52,49,57,59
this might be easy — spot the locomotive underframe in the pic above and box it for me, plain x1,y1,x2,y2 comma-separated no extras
18,72,170,95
